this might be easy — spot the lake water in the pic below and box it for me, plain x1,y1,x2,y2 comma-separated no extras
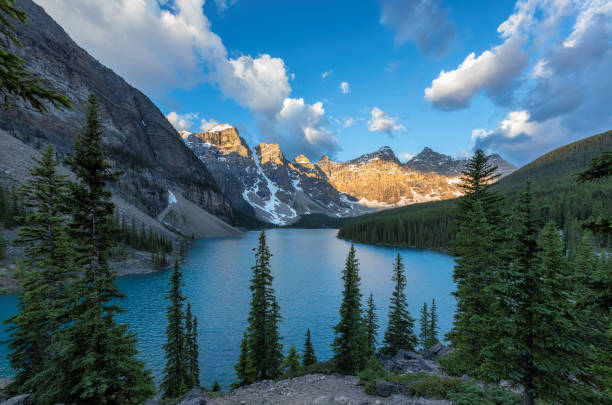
0,228,456,389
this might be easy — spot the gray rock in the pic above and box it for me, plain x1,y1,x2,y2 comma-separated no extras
375,380,399,397
177,387,207,405
0,394,32,405
422,343,453,361
144,399,167,405
312,396,331,405
461,374,471,382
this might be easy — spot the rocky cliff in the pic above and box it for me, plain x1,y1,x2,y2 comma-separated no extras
183,125,516,225
0,0,233,223
183,126,369,225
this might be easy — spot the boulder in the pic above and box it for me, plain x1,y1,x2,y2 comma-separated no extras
0,394,32,405
375,380,399,397
421,343,452,360
177,387,207,405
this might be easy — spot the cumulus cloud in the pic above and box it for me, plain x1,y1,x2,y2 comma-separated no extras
166,112,198,131
340,81,350,94
400,152,415,161
37,0,338,160
368,107,405,134
268,98,338,159
424,0,612,164
379,0,455,56
321,70,333,79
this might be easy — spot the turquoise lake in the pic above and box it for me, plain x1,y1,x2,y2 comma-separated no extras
0,228,456,389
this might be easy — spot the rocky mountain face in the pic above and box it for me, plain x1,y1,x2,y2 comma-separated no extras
182,127,369,225
0,0,233,222
405,147,516,177
183,125,517,225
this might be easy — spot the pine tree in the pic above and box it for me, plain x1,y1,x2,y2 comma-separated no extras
302,329,317,366
234,331,255,387
446,200,497,373
427,298,439,348
382,254,416,355
332,245,369,374
364,293,378,353
279,345,302,378
185,304,200,388
161,259,189,399
0,0,71,113
3,146,74,395
484,221,596,404
418,302,430,349
31,95,154,405
245,231,283,381
0,233,5,260
212,380,221,392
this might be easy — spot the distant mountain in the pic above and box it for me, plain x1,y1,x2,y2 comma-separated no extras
182,125,516,225
338,130,612,249
0,0,233,227
405,147,516,177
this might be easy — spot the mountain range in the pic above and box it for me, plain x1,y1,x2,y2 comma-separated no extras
181,126,515,225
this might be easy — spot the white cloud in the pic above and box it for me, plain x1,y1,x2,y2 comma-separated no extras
379,0,455,56
166,111,198,131
321,70,333,78
343,118,355,128
368,107,405,134
36,0,338,160
200,118,221,131
274,98,338,159
400,152,415,161
340,81,350,94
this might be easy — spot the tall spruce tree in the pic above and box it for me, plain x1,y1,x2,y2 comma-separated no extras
162,259,190,399
427,298,439,348
446,200,497,374
245,231,283,380
303,329,317,366
418,302,429,349
31,95,154,405
279,345,302,378
364,293,378,353
4,146,73,395
185,303,200,389
483,220,596,404
332,245,369,374
234,332,255,387
382,254,416,355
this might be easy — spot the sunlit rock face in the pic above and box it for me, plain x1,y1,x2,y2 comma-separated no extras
184,126,516,224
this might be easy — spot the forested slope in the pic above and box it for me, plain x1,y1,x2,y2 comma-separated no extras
337,130,612,249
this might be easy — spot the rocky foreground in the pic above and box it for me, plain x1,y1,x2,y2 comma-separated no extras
0,345,457,405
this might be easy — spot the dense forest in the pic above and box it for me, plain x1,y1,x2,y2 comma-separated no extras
338,130,612,250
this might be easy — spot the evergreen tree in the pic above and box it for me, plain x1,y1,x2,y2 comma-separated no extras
0,233,5,260
446,200,497,373
382,254,416,355
332,245,369,374
302,329,317,366
212,380,221,392
0,0,71,112
233,331,255,387
427,298,439,348
161,259,189,399
364,293,378,353
31,95,154,405
279,345,302,378
3,146,73,395
418,302,429,349
245,231,283,381
185,303,200,389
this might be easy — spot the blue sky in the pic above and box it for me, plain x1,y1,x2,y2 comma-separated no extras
37,0,612,166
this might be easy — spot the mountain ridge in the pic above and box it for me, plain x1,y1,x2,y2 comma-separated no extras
182,124,516,225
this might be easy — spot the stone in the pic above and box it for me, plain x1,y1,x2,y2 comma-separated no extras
0,394,32,405
177,387,208,405
144,399,167,405
312,397,331,405
461,374,471,382
375,380,399,397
